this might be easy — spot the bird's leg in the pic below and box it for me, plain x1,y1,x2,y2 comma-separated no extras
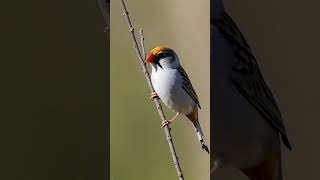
168,112,180,122
150,91,159,99
161,112,180,127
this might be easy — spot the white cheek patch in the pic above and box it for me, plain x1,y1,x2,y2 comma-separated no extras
159,56,179,69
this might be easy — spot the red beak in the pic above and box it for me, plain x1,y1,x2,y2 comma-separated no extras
145,53,156,63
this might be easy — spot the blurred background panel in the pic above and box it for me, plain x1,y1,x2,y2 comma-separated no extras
0,0,108,180
110,0,210,180
213,0,320,179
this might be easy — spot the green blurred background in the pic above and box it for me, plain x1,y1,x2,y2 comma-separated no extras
110,0,210,180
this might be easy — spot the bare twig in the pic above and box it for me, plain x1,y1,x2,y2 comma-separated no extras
139,29,147,60
119,0,184,179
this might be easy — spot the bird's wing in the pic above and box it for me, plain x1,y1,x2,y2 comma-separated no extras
213,12,292,150
177,65,201,109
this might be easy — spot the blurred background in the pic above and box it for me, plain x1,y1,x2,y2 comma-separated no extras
213,0,320,179
0,0,108,179
110,0,210,180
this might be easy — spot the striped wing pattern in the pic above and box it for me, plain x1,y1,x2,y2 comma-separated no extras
213,12,292,149
177,65,201,109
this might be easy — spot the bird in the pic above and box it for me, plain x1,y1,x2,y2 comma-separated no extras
145,46,209,153
211,0,291,179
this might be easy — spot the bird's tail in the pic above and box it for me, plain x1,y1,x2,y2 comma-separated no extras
193,120,210,153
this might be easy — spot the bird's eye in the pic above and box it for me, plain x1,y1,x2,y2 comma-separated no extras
157,52,165,59
157,52,172,59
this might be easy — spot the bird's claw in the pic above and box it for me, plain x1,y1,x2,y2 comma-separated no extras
150,91,159,99
161,120,171,128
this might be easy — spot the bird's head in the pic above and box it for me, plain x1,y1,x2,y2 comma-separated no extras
145,46,180,70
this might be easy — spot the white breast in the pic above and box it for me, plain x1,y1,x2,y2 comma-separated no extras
151,68,195,115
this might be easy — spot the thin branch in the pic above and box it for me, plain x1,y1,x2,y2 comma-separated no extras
119,0,184,179
139,28,147,60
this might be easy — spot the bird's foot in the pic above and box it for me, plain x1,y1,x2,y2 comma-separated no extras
161,120,171,128
161,112,179,128
150,91,159,100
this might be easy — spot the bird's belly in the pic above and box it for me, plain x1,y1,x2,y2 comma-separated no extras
152,70,195,115
159,85,194,114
